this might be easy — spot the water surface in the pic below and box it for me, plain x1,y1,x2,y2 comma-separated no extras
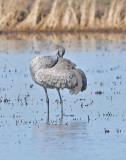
0,33,126,160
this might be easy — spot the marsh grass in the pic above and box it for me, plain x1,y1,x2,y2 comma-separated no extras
0,0,126,31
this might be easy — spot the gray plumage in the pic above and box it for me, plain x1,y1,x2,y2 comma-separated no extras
30,45,87,115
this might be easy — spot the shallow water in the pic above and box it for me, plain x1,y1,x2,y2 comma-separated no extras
0,34,126,160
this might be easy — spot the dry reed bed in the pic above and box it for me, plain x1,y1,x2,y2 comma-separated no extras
0,0,126,31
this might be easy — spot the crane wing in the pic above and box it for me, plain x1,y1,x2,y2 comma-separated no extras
35,58,87,94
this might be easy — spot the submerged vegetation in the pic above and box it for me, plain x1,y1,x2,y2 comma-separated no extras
0,0,126,32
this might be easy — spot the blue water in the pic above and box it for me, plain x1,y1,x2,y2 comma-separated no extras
0,36,126,160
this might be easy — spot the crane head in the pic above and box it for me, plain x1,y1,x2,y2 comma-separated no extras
53,45,65,58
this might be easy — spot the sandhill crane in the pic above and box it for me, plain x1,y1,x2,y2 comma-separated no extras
30,45,87,115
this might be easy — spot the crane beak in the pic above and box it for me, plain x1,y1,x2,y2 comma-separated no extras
60,52,64,58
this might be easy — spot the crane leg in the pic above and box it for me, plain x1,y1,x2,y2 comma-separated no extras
44,88,49,115
57,89,63,115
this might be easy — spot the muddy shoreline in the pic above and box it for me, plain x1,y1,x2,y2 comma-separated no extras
0,31,126,42
1,29,126,34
